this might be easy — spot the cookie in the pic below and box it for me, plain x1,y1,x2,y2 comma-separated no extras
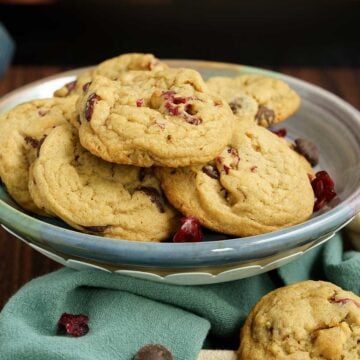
238,281,360,360
207,75,300,127
28,123,178,241
156,121,314,236
0,97,77,215
76,69,234,167
54,53,167,98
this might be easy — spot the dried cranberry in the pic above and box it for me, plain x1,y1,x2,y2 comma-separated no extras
58,313,89,337
173,216,203,243
331,298,360,308
173,97,187,104
183,113,202,125
38,109,48,117
136,99,144,107
162,91,175,101
311,170,336,211
223,165,230,175
85,93,100,121
164,102,180,116
65,80,77,94
271,128,287,137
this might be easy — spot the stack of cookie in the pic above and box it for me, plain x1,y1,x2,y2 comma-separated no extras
0,53,317,242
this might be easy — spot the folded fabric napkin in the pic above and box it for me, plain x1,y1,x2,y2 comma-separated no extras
0,233,359,360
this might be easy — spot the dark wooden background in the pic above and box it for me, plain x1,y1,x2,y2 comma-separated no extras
0,0,359,67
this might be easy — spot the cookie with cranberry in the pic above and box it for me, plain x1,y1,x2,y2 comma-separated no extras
238,281,360,360
0,97,77,215
76,69,234,167
156,121,314,236
54,53,167,98
28,123,178,241
207,75,300,127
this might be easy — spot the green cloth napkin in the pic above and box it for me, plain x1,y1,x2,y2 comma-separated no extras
0,233,359,360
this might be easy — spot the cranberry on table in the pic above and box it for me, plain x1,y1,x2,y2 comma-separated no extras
57,313,89,337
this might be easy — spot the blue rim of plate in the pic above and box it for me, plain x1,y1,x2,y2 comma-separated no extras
0,60,359,268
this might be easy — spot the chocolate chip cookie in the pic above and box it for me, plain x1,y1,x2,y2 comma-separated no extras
76,69,234,167
28,123,178,241
207,75,300,126
156,121,314,236
54,53,167,98
0,97,77,215
238,281,360,360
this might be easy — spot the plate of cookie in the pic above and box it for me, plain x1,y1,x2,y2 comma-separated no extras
0,54,359,284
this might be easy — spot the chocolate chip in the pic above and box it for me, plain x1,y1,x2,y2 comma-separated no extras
134,344,173,360
137,186,165,213
138,168,152,182
255,105,276,126
24,136,40,149
294,138,319,166
82,225,109,233
82,82,91,92
36,136,47,157
229,97,243,114
85,93,100,121
185,103,197,115
202,165,220,179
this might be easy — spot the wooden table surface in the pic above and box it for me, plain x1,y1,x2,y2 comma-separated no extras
0,65,359,310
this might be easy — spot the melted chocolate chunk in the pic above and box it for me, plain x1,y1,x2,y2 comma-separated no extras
294,138,319,166
137,186,165,213
134,344,173,360
202,165,220,179
36,136,47,157
255,105,276,125
25,136,40,149
85,93,100,121
82,225,110,233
